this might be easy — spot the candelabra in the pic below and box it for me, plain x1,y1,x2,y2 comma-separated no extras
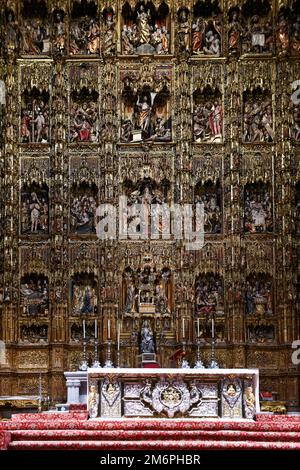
104,339,114,368
79,338,88,371
194,337,205,369
92,337,101,368
180,340,190,368
209,337,219,369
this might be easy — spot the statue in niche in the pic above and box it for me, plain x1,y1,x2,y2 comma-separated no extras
155,281,169,315
192,1,222,56
140,320,155,354
193,88,222,143
21,1,50,54
291,14,300,54
88,385,99,419
228,8,243,55
70,184,97,234
137,4,152,45
243,89,274,142
21,324,48,343
248,325,274,343
21,89,49,143
195,274,224,316
72,282,97,315
292,103,300,141
70,90,99,143
121,83,171,142
121,1,170,55
241,1,273,54
192,17,205,53
21,184,49,235
20,274,49,316
194,180,222,234
124,283,137,314
177,8,190,52
5,9,19,52
244,386,256,419
102,8,117,55
70,1,99,55
276,10,290,56
53,10,65,55
245,276,273,316
244,184,272,233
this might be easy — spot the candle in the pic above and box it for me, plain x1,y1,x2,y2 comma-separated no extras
108,318,111,339
95,319,97,339
182,318,185,339
83,319,86,339
117,323,120,351
197,318,200,337
211,317,215,339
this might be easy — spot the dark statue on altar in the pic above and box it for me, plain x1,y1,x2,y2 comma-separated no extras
140,319,156,353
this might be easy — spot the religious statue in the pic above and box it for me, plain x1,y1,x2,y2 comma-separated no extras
140,320,155,354
21,186,49,235
243,97,274,143
291,15,300,54
53,11,65,55
243,386,256,419
192,17,205,54
228,10,242,55
244,185,272,233
193,96,222,143
177,9,190,53
70,190,97,234
103,9,117,55
292,103,300,141
124,283,137,314
245,277,273,316
5,10,19,52
276,13,290,56
88,384,99,418
155,282,169,315
137,5,151,45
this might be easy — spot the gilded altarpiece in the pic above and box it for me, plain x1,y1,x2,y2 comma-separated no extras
0,0,299,410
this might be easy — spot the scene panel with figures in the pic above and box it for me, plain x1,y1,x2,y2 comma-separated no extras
244,182,273,233
121,1,171,55
20,273,49,317
120,63,172,143
70,182,98,235
21,183,49,235
70,0,100,56
69,63,100,143
20,0,51,56
192,0,223,57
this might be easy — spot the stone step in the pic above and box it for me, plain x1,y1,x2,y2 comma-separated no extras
8,439,300,450
9,428,300,442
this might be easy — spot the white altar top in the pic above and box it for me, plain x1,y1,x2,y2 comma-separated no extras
88,367,260,415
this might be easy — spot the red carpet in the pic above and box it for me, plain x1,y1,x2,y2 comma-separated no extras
1,413,300,450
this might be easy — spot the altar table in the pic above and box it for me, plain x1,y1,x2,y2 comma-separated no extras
87,368,260,419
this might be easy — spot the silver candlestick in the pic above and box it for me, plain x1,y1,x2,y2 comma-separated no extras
194,338,205,369
209,337,219,369
79,338,88,371
104,340,114,368
92,337,101,368
180,340,190,368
